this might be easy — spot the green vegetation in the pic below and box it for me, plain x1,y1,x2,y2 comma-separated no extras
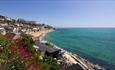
0,35,12,60
0,15,58,70
8,55,26,70
0,33,60,70
0,35,11,48
42,57,60,70
0,34,26,70
21,34,61,70
22,34,34,52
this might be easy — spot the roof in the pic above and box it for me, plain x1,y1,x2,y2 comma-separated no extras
35,40,60,53
4,33,20,40
40,40,47,44
67,64,84,70
35,40,47,52
46,47,60,53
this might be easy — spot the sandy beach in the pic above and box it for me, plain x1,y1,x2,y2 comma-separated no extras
28,29,54,40
29,29,53,37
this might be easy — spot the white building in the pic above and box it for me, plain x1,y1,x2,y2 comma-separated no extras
13,28,19,33
0,23,8,26
0,27,6,35
5,17,12,21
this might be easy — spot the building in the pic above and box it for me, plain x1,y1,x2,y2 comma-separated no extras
0,15,5,21
4,33,20,41
35,40,61,58
4,26,14,33
5,17,12,21
0,27,6,35
13,27,19,33
0,23,8,26
45,47,61,58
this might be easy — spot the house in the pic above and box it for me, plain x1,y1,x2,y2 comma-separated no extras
13,27,19,33
15,23,20,26
33,27,39,32
35,40,61,58
0,27,6,35
45,47,61,58
4,26,14,33
0,23,8,26
0,15,5,21
5,17,12,21
4,33,20,41
21,28,27,32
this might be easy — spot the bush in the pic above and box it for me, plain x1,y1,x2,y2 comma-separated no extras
0,35,12,60
0,35,26,70
42,57,60,70
21,34,34,52
8,55,26,70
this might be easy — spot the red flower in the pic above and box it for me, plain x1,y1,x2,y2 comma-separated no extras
19,47,32,58
19,47,26,57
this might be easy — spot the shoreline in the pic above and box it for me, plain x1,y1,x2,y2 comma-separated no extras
28,29,54,40
47,41,105,70
30,29,105,70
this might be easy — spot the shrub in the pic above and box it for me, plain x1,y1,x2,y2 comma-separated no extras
21,34,34,52
8,55,26,70
42,57,60,70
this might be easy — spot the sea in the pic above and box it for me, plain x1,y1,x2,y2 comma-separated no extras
45,28,115,70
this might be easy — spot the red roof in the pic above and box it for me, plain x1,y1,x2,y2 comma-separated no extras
4,33,16,40
4,33,20,40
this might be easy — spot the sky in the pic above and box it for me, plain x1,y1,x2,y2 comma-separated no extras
0,0,115,27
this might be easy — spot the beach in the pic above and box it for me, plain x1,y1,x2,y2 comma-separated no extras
30,29,105,70
29,29,54,37
28,29,54,41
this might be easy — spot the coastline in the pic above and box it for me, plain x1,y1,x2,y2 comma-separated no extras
30,29,105,70
47,41,105,70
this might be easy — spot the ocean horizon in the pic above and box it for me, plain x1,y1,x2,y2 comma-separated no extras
45,28,115,70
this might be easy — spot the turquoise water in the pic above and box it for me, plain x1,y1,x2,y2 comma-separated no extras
45,28,115,70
